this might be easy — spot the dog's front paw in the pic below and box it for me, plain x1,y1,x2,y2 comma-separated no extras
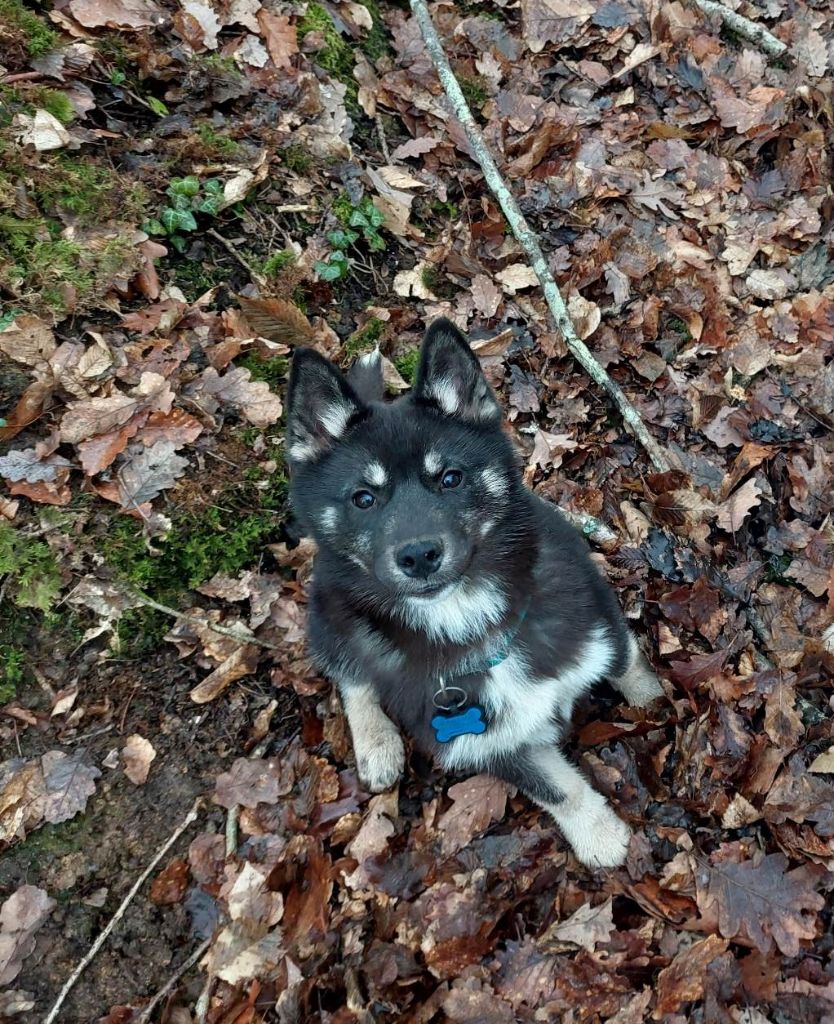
560,798,631,869
355,729,405,793
623,670,664,708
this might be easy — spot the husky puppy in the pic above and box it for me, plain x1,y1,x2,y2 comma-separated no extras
286,319,662,868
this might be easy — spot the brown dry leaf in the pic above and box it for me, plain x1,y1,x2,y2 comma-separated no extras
41,750,100,825
0,497,19,521
716,478,763,531
711,85,786,134
0,886,56,987
188,366,283,427
808,748,834,774
654,934,729,1016
0,759,46,844
547,896,615,952
496,263,538,294
68,0,164,28
60,393,139,444
77,418,143,477
522,0,595,53
238,296,313,345
344,791,398,889
122,735,157,785
437,775,510,856
695,850,824,955
0,381,53,442
213,756,295,809
529,429,578,471
149,859,190,905
0,315,55,366
190,643,259,704
117,440,189,508
471,274,502,319
136,408,203,448
256,9,298,69
391,136,441,161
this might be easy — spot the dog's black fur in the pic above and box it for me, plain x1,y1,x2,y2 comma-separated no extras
286,319,662,867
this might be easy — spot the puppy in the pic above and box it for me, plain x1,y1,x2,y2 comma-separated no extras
286,319,662,868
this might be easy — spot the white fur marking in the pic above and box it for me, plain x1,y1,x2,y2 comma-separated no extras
358,348,381,365
287,440,319,462
319,506,338,533
533,748,631,868
319,402,350,439
439,622,616,771
424,449,442,476
480,467,507,496
612,631,663,707
430,379,461,415
366,461,387,487
404,580,506,644
341,683,404,792
479,519,495,537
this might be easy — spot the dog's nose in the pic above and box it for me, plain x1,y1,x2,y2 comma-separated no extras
396,539,444,579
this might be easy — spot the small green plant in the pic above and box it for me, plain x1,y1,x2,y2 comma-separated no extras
0,523,62,612
0,0,58,57
394,348,420,384
143,175,223,252
197,124,240,158
0,645,24,701
314,197,386,282
262,250,295,277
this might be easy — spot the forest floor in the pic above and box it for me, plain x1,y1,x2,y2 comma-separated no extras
1,0,833,1021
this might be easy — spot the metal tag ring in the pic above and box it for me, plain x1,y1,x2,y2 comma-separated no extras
432,685,468,711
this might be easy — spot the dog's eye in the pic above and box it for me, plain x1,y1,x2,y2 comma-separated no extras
441,470,462,489
352,490,376,509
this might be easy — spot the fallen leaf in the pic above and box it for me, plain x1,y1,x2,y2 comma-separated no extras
0,886,56,987
213,756,295,809
68,0,164,29
238,296,314,345
547,896,615,952
654,934,729,1016
190,643,259,703
437,775,510,856
0,315,55,366
122,735,157,785
117,440,189,508
471,274,502,318
150,859,190,904
14,110,71,151
808,748,834,774
695,850,824,956
344,791,398,888
41,750,100,824
256,9,298,70
496,263,539,294
187,366,282,427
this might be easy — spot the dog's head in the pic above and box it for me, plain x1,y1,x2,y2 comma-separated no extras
286,319,523,605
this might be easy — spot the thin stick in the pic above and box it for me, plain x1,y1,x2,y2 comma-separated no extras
131,590,283,652
136,938,212,1024
688,0,787,58
409,0,671,473
43,798,203,1024
206,228,268,288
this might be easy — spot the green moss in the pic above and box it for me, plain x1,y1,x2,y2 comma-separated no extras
197,124,241,158
394,348,419,384
332,191,354,226
101,465,288,654
666,316,691,339
356,0,391,62
38,89,75,124
298,3,359,108
281,142,313,174
0,522,62,613
0,0,59,57
237,353,290,390
459,75,488,111
420,264,460,301
344,316,384,358
12,817,90,870
171,256,227,301
262,250,296,277
0,645,24,702
35,158,147,225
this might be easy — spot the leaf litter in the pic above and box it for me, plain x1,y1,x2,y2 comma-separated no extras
0,0,833,1018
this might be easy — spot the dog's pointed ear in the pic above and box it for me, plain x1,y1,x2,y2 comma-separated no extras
346,347,385,404
414,318,501,425
287,348,364,463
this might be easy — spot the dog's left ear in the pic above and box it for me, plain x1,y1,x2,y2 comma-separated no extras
286,348,364,463
414,318,501,425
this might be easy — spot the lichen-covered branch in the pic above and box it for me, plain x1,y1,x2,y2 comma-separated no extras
409,0,671,473
689,0,787,58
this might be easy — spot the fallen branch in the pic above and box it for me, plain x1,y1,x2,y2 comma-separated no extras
409,0,671,473
44,798,203,1024
206,227,268,288
136,937,212,1024
131,590,283,652
688,0,787,58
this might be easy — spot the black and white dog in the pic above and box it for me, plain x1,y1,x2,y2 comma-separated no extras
286,319,662,868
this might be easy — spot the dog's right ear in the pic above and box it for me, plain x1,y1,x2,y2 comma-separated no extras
286,348,364,463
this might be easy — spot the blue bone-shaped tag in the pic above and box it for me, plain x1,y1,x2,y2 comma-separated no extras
432,705,487,743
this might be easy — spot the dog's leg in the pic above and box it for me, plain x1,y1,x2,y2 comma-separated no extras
610,632,663,707
339,682,405,793
497,746,631,868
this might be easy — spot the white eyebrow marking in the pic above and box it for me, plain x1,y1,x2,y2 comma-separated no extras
366,461,387,487
480,467,507,495
424,449,442,475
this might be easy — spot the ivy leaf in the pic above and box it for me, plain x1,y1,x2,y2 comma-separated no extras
146,96,168,116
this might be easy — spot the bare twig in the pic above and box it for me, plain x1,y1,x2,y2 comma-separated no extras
44,798,203,1024
206,227,268,288
688,0,787,58
409,0,671,473
376,116,391,163
559,509,619,552
130,590,283,652
136,938,212,1024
